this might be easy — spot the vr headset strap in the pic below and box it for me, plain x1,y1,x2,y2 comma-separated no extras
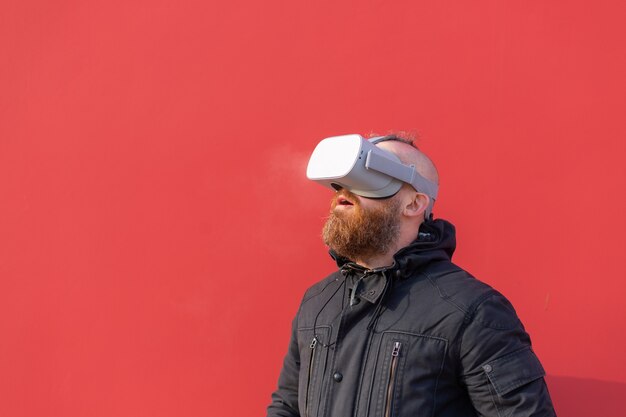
365,150,439,199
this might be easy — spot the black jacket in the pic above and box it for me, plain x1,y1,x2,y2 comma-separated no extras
267,219,555,417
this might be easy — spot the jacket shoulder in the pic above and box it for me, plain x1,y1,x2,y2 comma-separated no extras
301,270,343,304
422,262,502,317
423,262,526,347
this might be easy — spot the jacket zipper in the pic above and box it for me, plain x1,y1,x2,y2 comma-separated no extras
384,341,402,417
305,337,317,417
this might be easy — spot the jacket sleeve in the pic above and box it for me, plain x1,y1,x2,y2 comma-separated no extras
459,292,556,416
267,314,301,417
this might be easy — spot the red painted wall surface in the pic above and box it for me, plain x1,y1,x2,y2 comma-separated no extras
1,1,625,416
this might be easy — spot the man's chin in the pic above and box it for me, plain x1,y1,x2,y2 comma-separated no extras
323,200,402,263
331,204,358,216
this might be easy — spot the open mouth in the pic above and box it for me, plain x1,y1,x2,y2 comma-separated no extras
337,196,354,206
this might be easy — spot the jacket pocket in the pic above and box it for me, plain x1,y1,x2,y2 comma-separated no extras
482,347,546,396
368,331,448,417
297,326,331,417
383,341,402,417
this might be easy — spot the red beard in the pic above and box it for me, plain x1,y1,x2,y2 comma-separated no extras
322,189,402,262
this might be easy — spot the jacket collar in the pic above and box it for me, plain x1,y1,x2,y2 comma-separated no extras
339,263,390,305
331,218,457,288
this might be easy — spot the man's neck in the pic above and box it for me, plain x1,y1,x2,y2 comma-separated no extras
354,253,395,270
355,220,424,270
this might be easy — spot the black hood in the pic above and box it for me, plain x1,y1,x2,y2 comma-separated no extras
331,218,457,277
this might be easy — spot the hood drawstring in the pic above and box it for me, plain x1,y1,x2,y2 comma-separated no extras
312,267,394,340
366,271,392,331
350,276,363,307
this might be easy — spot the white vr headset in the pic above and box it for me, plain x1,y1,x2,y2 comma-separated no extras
306,134,439,219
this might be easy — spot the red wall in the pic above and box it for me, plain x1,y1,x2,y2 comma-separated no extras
1,1,625,415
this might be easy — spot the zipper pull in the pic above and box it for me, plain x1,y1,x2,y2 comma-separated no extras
392,341,401,357
310,337,318,349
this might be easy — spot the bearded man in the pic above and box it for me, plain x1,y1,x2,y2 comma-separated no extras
267,134,556,417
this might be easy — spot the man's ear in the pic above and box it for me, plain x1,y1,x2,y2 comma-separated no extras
403,193,429,218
